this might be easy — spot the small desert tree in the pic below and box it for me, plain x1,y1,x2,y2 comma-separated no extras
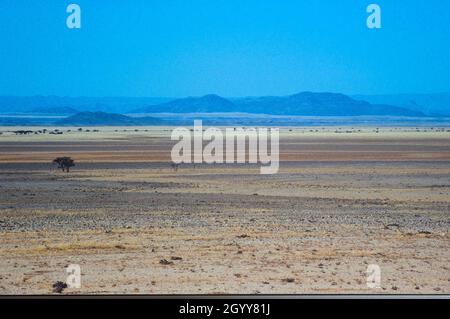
53,157,75,172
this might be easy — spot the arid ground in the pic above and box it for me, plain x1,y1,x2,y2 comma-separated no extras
0,126,449,294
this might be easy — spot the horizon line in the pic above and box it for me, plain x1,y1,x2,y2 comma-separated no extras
1,91,450,99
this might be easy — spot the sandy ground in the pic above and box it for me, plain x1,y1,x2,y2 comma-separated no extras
0,126,449,294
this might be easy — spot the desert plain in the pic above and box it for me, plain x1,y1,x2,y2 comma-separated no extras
0,126,449,294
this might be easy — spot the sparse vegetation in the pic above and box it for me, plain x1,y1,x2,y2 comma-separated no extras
52,156,75,172
13,130,33,135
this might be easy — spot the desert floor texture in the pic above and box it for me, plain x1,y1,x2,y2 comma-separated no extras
0,126,449,294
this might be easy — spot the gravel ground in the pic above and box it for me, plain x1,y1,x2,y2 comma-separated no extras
0,130,449,294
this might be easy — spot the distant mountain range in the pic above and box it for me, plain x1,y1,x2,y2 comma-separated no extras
353,93,450,117
132,92,424,117
1,92,450,117
57,112,165,126
133,94,238,113
30,106,78,114
0,96,172,114
233,92,424,117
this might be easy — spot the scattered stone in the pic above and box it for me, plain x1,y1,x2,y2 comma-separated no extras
52,281,67,293
159,259,173,265
281,278,295,283
237,234,249,238
383,223,400,230
170,256,182,261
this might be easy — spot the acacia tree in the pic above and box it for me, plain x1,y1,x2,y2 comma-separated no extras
53,157,75,172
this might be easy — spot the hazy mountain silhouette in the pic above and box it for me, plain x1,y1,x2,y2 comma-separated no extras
134,92,424,117
232,92,424,116
0,92,437,117
133,94,238,113
353,93,450,116
0,96,172,114
30,106,78,114
56,112,165,126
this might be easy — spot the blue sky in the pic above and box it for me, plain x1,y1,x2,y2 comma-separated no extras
0,0,449,97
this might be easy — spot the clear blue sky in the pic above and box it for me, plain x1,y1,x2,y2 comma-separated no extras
1,0,449,97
